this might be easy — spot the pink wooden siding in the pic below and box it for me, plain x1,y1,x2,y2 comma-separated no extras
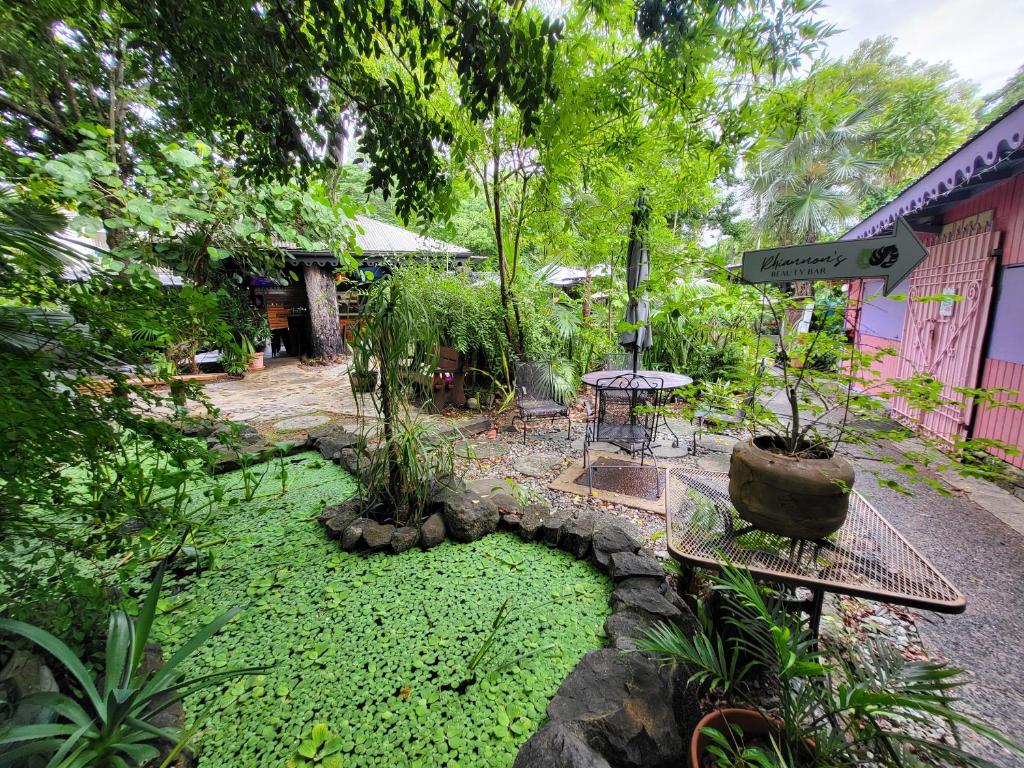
849,173,1024,464
851,333,901,393
943,173,1024,266
943,175,1024,463
975,359,1024,469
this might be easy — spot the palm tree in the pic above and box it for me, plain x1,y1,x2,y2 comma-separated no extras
748,103,881,245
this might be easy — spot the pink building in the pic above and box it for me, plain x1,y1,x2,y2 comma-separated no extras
844,101,1024,469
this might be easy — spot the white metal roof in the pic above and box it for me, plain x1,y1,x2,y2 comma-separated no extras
351,216,471,256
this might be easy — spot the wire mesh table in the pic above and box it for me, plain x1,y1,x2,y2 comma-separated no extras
666,469,966,636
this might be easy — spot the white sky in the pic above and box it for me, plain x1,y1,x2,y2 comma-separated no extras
821,0,1024,93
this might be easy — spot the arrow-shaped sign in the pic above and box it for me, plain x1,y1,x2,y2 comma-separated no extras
741,218,928,295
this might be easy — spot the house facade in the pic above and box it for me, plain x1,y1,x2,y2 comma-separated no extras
252,215,477,357
844,101,1024,468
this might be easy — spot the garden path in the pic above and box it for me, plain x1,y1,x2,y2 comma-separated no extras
189,357,367,425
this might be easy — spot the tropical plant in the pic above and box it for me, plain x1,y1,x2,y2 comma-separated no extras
350,276,456,525
0,563,260,768
637,562,1024,767
287,723,343,768
747,102,882,246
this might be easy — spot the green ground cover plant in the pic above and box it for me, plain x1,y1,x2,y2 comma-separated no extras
150,454,611,768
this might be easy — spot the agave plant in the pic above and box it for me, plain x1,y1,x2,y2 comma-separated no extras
638,562,1024,767
0,564,261,768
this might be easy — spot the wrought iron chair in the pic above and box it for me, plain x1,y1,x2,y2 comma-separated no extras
602,352,681,448
600,352,643,411
583,372,661,493
512,360,571,445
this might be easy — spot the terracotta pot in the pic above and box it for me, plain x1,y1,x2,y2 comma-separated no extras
247,352,265,371
691,708,774,768
729,436,855,539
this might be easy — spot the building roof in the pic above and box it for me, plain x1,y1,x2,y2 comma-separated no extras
538,264,610,287
282,215,474,266
842,100,1024,241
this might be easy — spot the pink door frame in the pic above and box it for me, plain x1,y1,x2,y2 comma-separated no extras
891,225,1001,444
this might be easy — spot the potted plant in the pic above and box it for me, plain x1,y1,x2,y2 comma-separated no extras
728,287,859,539
638,562,1024,768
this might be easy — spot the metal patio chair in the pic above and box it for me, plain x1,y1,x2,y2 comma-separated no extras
511,360,571,445
583,372,661,492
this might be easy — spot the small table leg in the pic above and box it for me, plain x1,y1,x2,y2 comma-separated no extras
675,564,696,599
808,588,825,647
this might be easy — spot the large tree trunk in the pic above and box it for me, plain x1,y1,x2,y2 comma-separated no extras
303,264,344,360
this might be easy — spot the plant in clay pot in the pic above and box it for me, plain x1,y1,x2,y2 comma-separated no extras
638,562,1024,768
726,284,872,538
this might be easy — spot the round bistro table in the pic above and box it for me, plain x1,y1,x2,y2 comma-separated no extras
581,369,693,448
580,369,693,390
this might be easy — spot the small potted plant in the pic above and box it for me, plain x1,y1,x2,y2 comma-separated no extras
638,562,1024,767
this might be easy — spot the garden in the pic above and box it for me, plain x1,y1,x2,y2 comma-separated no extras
3,1,1024,768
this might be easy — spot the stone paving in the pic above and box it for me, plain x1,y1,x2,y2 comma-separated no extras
190,358,367,425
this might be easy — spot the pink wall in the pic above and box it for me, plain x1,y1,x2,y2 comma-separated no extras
850,173,1024,467
975,359,1024,469
944,173,1024,266
853,333,903,394
939,175,1024,467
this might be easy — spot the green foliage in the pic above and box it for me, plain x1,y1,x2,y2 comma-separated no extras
648,278,759,388
638,563,1024,767
288,723,344,768
748,36,980,242
0,563,259,768
151,454,611,768
980,64,1024,120
398,266,512,382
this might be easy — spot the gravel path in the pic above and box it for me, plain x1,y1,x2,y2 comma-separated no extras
850,451,1024,766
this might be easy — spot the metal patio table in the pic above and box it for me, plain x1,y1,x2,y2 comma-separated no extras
666,469,966,637
581,369,692,448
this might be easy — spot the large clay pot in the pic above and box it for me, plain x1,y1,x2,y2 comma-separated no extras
729,436,854,539
691,708,774,768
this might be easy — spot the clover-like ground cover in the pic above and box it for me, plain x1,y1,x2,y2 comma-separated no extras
153,454,612,767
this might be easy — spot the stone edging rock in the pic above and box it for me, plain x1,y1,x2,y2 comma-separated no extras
316,442,702,768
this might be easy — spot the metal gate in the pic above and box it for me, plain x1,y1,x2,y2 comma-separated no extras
892,223,1000,444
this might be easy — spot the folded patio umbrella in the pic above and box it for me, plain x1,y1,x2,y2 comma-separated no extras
619,193,652,373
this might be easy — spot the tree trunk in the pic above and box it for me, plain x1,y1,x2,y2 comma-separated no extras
492,154,518,355
582,268,593,319
303,264,344,360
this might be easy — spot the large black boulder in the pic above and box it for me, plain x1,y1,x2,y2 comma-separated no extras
611,584,684,623
608,552,664,581
603,609,657,652
591,517,642,570
390,526,419,553
440,481,509,542
513,722,612,768
559,510,596,559
314,426,360,461
420,513,446,549
546,649,683,768
362,521,395,550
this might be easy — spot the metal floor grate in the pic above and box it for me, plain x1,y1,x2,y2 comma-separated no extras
667,469,965,613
